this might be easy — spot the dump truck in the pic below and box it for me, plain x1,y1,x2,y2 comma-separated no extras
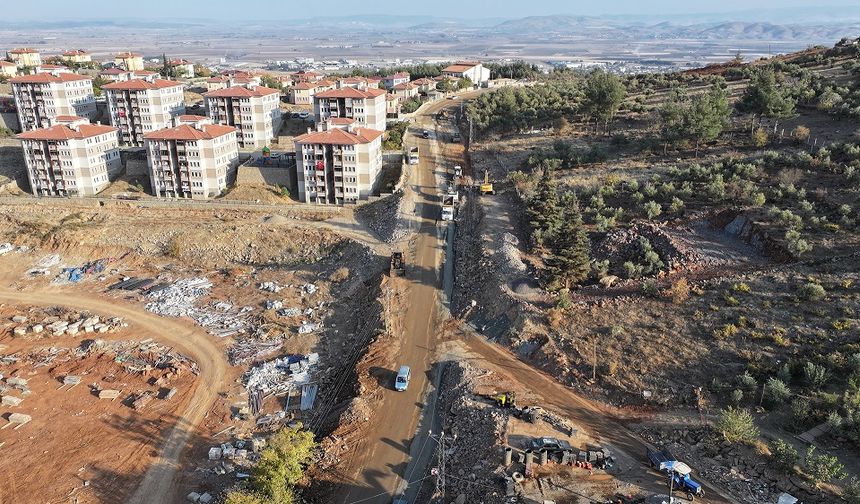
390,252,405,276
646,448,705,501
441,192,456,221
408,147,419,165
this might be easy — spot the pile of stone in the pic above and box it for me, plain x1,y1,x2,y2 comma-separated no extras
259,281,283,293
355,191,409,243
495,232,527,276
8,312,126,338
595,222,699,275
145,277,213,317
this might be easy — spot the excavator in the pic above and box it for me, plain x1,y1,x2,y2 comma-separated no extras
479,169,496,195
481,391,516,408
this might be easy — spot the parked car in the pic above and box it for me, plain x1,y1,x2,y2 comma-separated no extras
421,129,430,139
395,365,411,391
448,95,459,100
529,437,573,453
298,111,310,119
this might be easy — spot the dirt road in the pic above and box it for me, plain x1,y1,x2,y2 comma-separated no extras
0,283,227,504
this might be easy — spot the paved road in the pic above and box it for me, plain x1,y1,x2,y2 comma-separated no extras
0,283,227,504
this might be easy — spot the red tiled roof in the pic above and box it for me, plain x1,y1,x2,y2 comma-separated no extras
316,80,335,87
38,64,67,70
55,115,84,121
178,114,208,121
101,68,126,75
315,87,386,99
144,123,236,141
135,70,158,75
386,93,398,101
412,78,435,85
393,82,417,91
204,85,280,98
0,61,16,67
103,78,183,91
292,82,316,90
207,76,228,82
386,72,410,79
367,76,383,82
11,73,91,84
8,48,39,54
17,123,117,141
443,62,478,73
330,117,355,125
116,52,143,58
296,127,382,146
63,49,89,56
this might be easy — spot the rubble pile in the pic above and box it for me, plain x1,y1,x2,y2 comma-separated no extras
636,426,826,504
243,353,319,395
496,232,527,276
227,337,285,366
188,302,254,338
437,362,508,503
595,223,698,275
6,309,127,339
145,277,213,317
354,191,409,243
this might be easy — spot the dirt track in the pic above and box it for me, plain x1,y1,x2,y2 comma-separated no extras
0,282,227,504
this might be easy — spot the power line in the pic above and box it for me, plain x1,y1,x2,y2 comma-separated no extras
344,474,434,504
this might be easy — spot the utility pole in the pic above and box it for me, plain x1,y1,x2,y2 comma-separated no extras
592,336,597,382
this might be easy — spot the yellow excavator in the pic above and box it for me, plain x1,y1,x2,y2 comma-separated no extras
479,169,495,195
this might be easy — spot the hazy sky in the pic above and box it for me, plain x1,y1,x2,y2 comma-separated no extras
1,0,846,20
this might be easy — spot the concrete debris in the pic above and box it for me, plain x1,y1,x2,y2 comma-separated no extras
11,315,27,324
298,322,319,334
98,389,121,400
188,301,253,338
277,307,302,317
6,377,28,389
6,413,32,426
198,493,212,504
145,277,213,317
162,388,178,400
259,281,283,293
497,232,527,275
301,283,318,295
227,338,284,366
354,191,410,243
1,395,22,407
63,375,81,386
0,243,14,255
265,300,283,310
208,447,222,460
132,391,154,410
244,353,319,394
36,254,61,268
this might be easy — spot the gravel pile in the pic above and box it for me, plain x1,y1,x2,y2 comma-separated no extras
496,232,527,275
355,192,409,243
595,223,699,274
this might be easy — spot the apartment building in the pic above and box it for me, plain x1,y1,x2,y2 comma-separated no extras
11,71,97,131
169,59,195,77
17,116,120,197
36,64,71,74
62,50,91,64
293,70,323,82
204,84,281,149
7,48,42,67
290,82,316,105
103,76,186,147
0,61,17,78
207,73,262,92
115,52,145,71
392,82,419,102
382,72,409,89
442,61,491,84
294,121,383,205
143,115,239,199
313,87,387,132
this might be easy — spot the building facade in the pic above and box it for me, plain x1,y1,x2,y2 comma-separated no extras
103,76,186,147
313,87,387,132
442,61,490,85
114,52,145,71
294,122,383,205
143,115,239,199
17,116,120,197
382,72,410,89
62,50,92,64
7,48,42,68
11,71,97,131
0,61,17,78
204,84,281,149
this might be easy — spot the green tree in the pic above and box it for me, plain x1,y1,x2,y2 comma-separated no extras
658,88,687,153
527,162,563,249
716,407,760,445
545,193,591,290
456,76,473,90
260,74,284,91
224,492,265,504
686,83,731,156
194,64,212,78
737,67,796,118
92,76,107,97
583,69,626,134
161,53,172,78
804,446,845,486
770,438,798,473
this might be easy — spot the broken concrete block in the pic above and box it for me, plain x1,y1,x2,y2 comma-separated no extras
6,377,28,388
63,375,81,386
13,327,26,336
31,324,43,334
163,388,177,400
7,413,31,425
11,315,27,324
198,493,212,504
1,395,23,407
97,324,109,333
186,492,201,503
132,392,153,410
98,389,121,400
84,325,94,333
208,447,222,460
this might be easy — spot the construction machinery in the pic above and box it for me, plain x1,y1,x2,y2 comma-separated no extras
408,147,419,165
479,169,495,195
481,391,516,408
389,252,405,276
647,448,705,501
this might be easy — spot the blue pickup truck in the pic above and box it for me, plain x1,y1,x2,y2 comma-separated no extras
646,448,705,501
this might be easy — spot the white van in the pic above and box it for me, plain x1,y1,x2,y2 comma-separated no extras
395,365,411,391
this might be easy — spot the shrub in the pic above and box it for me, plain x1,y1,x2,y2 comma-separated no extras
716,407,760,445
731,388,744,404
765,377,791,405
623,261,642,279
591,259,610,279
329,267,350,282
752,127,769,148
770,439,798,473
739,371,758,390
641,279,659,297
804,446,845,486
732,282,751,293
668,278,690,304
826,411,843,430
845,477,860,504
797,282,826,301
849,353,860,374
832,319,852,331
792,125,810,144
803,361,828,388
714,323,740,340
723,292,740,306
790,398,811,429
643,200,662,220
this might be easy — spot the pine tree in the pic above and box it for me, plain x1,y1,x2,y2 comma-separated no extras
686,83,731,156
737,67,795,118
526,161,562,249
161,53,171,78
545,192,591,291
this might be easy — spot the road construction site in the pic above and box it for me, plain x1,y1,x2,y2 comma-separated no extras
0,91,750,504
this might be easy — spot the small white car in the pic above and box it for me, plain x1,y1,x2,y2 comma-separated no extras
395,365,411,391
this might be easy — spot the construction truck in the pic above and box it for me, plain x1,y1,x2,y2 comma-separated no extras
390,252,405,276
647,448,705,501
441,192,456,221
479,169,495,195
408,147,419,165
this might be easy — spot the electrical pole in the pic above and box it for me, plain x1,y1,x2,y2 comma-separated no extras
592,336,597,382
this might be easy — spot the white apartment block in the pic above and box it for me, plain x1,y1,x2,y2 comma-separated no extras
204,84,282,149
442,61,491,84
17,116,120,197
294,121,383,205
11,71,97,131
144,115,239,200
313,87,387,132
103,76,185,147
7,48,42,67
